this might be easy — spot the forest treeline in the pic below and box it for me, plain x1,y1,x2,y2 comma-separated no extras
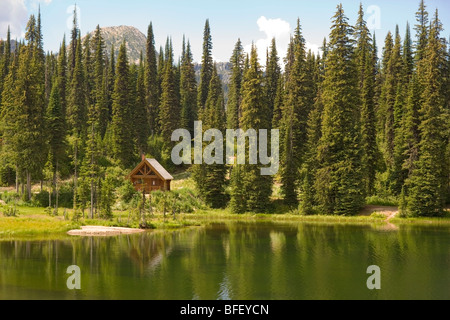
0,1,448,217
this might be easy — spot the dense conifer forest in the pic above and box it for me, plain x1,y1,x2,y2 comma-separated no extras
0,1,448,217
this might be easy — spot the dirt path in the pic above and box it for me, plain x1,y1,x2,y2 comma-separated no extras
67,226,145,236
359,205,400,231
360,205,398,219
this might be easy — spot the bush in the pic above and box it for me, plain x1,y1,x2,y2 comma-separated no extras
1,205,19,217
31,184,74,208
150,189,204,215
0,164,15,187
366,195,399,207
32,190,50,208
0,191,21,204
117,180,139,204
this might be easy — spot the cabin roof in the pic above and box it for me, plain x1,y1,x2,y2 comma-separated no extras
128,158,173,181
146,159,174,181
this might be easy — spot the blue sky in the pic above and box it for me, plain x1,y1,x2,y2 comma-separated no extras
1,0,449,64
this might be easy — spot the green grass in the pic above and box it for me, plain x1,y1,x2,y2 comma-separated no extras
1,173,449,238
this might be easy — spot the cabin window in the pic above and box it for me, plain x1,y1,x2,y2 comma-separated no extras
153,180,156,186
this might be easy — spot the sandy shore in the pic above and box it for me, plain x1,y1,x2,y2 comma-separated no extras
67,226,146,236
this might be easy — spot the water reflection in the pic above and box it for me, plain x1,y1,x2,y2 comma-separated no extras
0,223,448,300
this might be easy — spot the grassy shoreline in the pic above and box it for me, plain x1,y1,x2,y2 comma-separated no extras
1,205,449,239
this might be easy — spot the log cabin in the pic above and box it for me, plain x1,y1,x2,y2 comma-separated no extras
128,157,174,193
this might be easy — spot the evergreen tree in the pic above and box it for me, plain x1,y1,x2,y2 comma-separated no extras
272,76,285,129
380,27,404,194
300,90,324,214
403,22,414,79
180,38,198,135
146,22,160,135
315,4,364,215
111,41,135,168
280,19,312,206
67,34,87,209
135,52,150,154
67,35,87,135
198,19,214,114
234,45,272,213
226,39,245,129
354,5,378,195
57,36,67,120
193,65,227,208
0,26,11,103
265,38,281,124
414,0,429,62
229,164,246,213
68,5,79,81
92,25,109,138
405,10,448,217
106,44,115,124
46,79,66,212
158,38,180,162
402,73,421,177
83,34,95,108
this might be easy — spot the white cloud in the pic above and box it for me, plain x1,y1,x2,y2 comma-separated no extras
244,16,291,67
306,42,322,56
0,0,28,39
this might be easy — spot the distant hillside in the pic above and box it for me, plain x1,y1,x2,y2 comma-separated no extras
84,25,232,98
84,25,147,64
0,39,17,53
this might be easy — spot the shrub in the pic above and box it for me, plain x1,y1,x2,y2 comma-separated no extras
0,191,21,204
117,180,139,204
1,205,19,217
366,195,399,207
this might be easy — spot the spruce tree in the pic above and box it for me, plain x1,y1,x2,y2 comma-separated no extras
92,25,109,138
67,35,87,135
198,20,214,114
180,38,198,135
68,5,79,81
272,76,285,129
46,80,66,212
300,90,324,215
158,38,180,163
234,45,272,213
226,39,244,129
280,19,312,206
111,41,135,168
380,27,404,194
146,23,160,135
67,34,87,209
414,0,429,62
405,10,448,217
265,38,281,124
135,53,150,154
315,4,364,215
57,36,67,120
106,44,116,126
360,47,378,196
194,65,227,208
0,26,11,103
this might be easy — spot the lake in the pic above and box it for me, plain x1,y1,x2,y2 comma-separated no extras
0,222,448,300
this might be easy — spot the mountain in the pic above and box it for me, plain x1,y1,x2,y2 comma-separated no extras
84,25,147,64
0,39,17,53
85,25,232,96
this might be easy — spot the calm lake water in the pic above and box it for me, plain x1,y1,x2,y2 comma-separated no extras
0,222,449,300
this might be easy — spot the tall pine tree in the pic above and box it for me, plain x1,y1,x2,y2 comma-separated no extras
315,4,364,215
